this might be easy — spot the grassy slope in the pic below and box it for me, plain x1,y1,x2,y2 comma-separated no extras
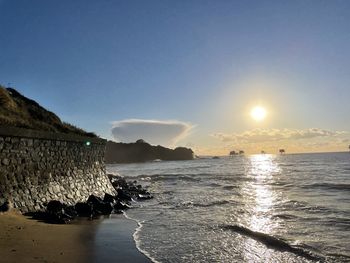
0,86,96,137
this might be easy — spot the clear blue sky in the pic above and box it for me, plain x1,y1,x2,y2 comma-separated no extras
1,0,349,154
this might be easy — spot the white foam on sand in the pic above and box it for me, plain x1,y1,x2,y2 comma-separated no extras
123,211,161,263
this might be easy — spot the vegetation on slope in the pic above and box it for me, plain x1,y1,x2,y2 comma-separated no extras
0,85,96,137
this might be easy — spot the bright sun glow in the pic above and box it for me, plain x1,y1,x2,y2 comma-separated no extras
251,106,267,121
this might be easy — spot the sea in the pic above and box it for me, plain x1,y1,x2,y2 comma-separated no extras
107,152,350,263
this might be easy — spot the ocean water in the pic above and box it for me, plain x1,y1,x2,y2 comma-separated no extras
107,152,350,263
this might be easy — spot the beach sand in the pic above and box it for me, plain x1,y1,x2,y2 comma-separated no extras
0,211,151,263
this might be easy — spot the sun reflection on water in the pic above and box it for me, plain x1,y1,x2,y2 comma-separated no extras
247,154,280,232
241,154,281,261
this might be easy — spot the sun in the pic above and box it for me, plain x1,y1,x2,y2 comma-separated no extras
251,106,267,121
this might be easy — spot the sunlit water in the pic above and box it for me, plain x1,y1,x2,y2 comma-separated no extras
107,153,350,263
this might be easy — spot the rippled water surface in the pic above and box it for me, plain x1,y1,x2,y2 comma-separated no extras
107,153,350,263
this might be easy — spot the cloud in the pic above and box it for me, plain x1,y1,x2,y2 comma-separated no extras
212,128,347,143
111,119,193,146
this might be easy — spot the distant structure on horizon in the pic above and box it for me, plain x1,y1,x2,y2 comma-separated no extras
279,149,286,154
230,150,245,156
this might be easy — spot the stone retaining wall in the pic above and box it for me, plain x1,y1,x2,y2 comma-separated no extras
0,127,116,212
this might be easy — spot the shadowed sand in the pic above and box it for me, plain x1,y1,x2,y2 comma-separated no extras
0,211,151,263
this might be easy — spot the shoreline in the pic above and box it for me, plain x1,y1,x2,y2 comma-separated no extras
93,213,152,263
0,210,152,263
123,212,159,263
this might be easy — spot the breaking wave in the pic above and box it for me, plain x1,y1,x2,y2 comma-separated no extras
221,224,324,261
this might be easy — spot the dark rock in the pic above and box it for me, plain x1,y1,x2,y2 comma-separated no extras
44,201,74,224
75,202,93,217
137,193,153,200
87,194,113,215
63,205,78,218
49,214,70,224
0,200,11,212
93,202,113,215
114,201,131,211
26,210,69,224
103,193,117,204
114,177,128,189
117,189,132,201
47,200,64,214
138,189,150,195
87,195,103,205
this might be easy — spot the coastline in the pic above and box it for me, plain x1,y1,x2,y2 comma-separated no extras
0,211,152,263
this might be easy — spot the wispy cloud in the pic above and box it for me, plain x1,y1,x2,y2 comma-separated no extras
111,119,194,146
212,128,347,143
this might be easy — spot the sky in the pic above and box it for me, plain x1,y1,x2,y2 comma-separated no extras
1,0,350,155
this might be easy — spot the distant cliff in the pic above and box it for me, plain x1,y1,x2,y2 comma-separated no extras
0,86,96,137
105,139,194,163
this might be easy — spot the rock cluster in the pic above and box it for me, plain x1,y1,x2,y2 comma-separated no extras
25,175,153,224
108,174,153,201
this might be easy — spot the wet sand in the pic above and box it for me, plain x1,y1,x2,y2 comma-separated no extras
93,214,152,263
0,211,151,263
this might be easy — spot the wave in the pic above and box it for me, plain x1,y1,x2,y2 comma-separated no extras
222,185,238,190
194,200,230,207
176,200,231,208
271,214,299,220
132,174,202,182
206,182,222,187
277,200,335,214
123,211,160,263
221,224,324,262
300,183,350,192
141,173,247,183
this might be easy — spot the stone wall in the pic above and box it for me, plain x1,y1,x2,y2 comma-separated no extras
0,127,116,213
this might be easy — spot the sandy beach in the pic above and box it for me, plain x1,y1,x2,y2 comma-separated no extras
0,211,151,263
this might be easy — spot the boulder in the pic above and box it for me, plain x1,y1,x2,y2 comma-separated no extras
0,200,12,212
93,202,113,215
75,202,93,217
103,193,117,204
63,205,78,218
87,195,103,205
117,189,132,201
46,200,64,214
87,194,113,215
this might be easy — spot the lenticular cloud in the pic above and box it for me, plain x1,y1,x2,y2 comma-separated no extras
111,119,193,146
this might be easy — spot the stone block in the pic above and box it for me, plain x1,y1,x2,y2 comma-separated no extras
2,158,10,165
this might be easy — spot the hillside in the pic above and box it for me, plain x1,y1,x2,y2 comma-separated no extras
0,86,96,137
105,139,194,163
